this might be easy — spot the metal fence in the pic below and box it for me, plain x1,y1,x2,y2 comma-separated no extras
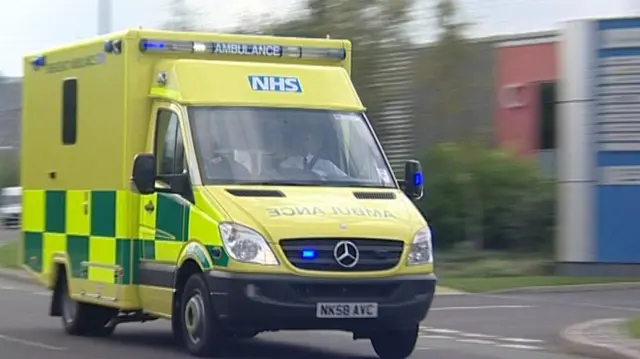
0,213,20,230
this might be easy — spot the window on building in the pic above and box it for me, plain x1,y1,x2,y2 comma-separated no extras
538,81,556,150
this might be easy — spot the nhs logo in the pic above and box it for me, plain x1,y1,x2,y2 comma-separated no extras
249,75,302,93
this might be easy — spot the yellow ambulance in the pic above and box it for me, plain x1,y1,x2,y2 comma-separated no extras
20,29,436,359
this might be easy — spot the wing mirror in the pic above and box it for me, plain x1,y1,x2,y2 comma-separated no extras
403,160,423,200
132,153,157,195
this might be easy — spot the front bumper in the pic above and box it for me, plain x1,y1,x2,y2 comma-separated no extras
205,271,437,333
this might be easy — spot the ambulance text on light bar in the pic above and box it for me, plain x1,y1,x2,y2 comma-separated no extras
138,39,347,61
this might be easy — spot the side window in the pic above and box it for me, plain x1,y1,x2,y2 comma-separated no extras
62,78,78,145
154,109,185,175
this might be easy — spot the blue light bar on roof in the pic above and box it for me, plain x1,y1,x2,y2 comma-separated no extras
138,39,346,61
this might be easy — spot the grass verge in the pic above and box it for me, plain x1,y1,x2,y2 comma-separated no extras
0,241,18,268
439,276,640,293
626,315,640,339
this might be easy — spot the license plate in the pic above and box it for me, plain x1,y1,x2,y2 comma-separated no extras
316,302,378,318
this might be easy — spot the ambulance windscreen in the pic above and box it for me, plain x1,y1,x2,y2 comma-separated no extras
188,107,395,188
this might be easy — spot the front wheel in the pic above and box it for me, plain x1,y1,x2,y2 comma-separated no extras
180,273,226,357
370,326,419,359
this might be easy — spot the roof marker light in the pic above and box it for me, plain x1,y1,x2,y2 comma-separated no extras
104,39,122,54
192,42,207,52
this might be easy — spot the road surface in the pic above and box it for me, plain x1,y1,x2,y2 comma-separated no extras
1,276,638,358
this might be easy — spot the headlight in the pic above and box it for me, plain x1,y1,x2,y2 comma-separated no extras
218,222,279,266
407,225,433,265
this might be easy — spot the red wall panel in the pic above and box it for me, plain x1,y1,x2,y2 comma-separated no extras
495,41,557,156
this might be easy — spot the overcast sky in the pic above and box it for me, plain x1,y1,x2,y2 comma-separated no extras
0,0,634,76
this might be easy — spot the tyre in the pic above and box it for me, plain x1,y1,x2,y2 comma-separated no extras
171,296,183,344
59,274,116,337
180,273,226,357
370,326,419,359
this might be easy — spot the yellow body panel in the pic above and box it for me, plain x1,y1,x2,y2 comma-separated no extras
20,28,431,319
149,60,363,110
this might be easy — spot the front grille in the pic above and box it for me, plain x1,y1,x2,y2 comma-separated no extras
280,238,404,272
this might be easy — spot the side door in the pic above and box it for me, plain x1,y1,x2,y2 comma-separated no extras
138,104,192,313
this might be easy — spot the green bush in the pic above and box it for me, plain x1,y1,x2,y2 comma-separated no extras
0,149,19,188
417,142,555,253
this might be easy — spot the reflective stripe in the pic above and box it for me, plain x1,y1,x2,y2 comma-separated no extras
149,87,182,101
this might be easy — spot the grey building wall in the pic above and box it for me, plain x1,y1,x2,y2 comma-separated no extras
412,39,497,156
0,78,22,148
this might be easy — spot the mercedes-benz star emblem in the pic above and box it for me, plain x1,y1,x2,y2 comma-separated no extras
333,240,360,268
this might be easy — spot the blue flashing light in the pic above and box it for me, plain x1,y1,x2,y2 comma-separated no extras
141,40,166,51
301,249,318,259
413,172,423,187
31,56,46,69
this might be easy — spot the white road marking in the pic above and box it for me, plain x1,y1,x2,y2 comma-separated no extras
476,293,640,312
415,346,431,350
431,305,534,311
496,344,542,350
0,334,66,350
500,337,544,343
33,292,49,296
420,328,460,334
458,332,496,339
419,335,455,340
418,326,546,351
0,286,16,290
456,338,497,345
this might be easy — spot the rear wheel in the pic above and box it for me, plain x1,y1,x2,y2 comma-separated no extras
59,275,116,337
370,326,419,359
180,273,226,357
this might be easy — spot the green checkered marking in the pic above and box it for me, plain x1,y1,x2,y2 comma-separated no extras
91,191,116,237
24,232,43,272
25,190,229,285
141,240,155,260
157,193,191,240
67,235,89,278
45,190,66,233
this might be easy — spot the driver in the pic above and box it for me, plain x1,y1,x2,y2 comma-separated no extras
279,125,347,177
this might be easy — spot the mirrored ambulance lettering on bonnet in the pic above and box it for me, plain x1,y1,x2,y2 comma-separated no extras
267,206,396,218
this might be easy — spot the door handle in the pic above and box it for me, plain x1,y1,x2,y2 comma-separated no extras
144,201,155,213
